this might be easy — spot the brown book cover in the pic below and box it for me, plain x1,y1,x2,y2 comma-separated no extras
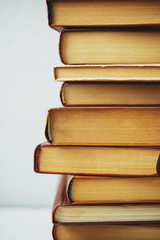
52,175,69,223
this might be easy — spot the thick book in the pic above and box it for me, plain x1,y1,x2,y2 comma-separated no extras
34,143,160,176
45,107,160,146
67,175,160,204
59,30,160,64
47,0,160,31
54,65,160,82
53,223,160,240
60,82,160,106
52,176,160,223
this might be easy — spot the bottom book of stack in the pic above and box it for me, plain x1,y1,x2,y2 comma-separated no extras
52,176,160,240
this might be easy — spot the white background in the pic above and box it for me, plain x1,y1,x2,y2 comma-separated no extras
1,0,62,238
1,0,61,207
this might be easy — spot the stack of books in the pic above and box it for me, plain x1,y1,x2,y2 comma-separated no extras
34,0,160,239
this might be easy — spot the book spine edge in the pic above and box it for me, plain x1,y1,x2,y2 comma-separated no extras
67,176,75,204
60,82,67,106
59,31,68,64
52,224,57,240
45,111,53,144
156,153,160,176
33,144,41,173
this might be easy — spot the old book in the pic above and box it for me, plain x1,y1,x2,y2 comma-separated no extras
60,82,160,106
52,176,160,223
47,0,160,31
45,107,160,146
34,143,160,176
67,175,160,204
53,224,160,240
54,65,160,82
59,30,160,64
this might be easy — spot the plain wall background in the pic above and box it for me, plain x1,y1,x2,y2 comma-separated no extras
1,0,62,207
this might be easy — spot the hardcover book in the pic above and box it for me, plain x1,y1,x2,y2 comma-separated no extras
60,82,160,106
52,175,160,223
67,175,160,204
59,30,160,64
53,223,160,240
47,0,160,31
45,107,160,146
34,143,160,176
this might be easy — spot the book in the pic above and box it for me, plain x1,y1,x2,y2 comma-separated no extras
59,30,160,64
54,65,160,82
53,223,160,240
47,0,160,31
34,143,160,176
52,176,160,223
45,107,160,146
67,175,160,204
60,82,160,106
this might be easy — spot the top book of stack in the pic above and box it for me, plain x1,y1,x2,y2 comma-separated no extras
47,0,160,31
